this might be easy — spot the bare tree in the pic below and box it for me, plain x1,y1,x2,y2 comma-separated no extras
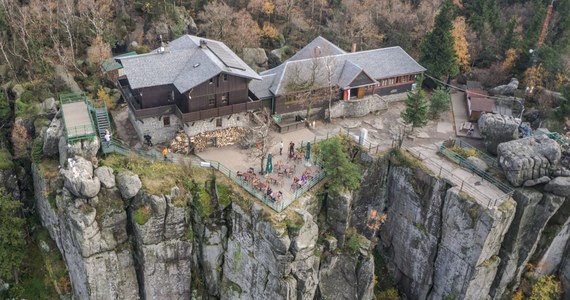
246,109,274,174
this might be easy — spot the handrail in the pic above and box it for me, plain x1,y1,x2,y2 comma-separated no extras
402,142,513,208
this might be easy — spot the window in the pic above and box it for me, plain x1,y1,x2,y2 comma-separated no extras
163,116,170,127
209,78,214,84
396,77,401,83
216,118,222,127
208,97,215,107
221,93,229,105
223,74,228,81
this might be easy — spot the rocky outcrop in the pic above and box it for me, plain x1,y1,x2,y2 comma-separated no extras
327,190,353,247
497,135,561,187
60,156,101,198
467,156,489,171
489,78,519,96
242,48,268,72
544,176,570,197
116,171,141,199
318,253,374,300
490,189,565,298
130,191,193,299
379,158,517,300
380,165,449,299
33,162,139,299
430,189,515,300
58,136,100,166
478,113,519,155
94,166,115,189
43,116,63,156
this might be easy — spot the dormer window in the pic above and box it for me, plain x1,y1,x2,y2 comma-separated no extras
223,74,228,81
209,78,214,84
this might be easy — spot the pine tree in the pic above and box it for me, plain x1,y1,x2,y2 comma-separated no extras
401,76,429,132
0,190,26,284
419,0,459,79
430,86,451,120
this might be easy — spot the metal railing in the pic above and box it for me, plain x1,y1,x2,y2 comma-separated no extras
403,143,513,208
59,92,97,142
451,139,498,168
438,145,514,194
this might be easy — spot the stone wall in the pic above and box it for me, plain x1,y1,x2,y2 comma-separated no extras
128,110,181,143
329,95,388,119
183,112,249,137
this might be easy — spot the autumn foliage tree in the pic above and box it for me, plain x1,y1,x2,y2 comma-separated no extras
452,16,471,73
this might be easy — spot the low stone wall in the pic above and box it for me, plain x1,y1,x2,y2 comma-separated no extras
329,94,388,119
183,112,249,137
128,110,181,144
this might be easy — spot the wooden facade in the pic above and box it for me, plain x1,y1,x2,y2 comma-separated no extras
121,73,256,121
272,73,418,115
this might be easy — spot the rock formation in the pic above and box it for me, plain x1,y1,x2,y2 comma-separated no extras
489,78,519,96
497,135,562,187
242,48,269,72
478,113,519,155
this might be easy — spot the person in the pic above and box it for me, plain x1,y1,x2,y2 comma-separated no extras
162,147,169,161
276,191,283,201
300,174,308,184
104,129,111,147
289,141,295,158
144,134,153,147
279,141,284,156
267,187,273,197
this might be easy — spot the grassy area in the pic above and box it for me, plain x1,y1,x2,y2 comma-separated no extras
0,148,14,170
38,159,60,179
101,154,193,195
133,204,152,225
390,149,432,175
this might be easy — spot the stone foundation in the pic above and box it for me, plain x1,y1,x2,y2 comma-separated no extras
128,110,181,144
183,112,249,137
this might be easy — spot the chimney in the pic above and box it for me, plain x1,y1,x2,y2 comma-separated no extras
351,43,357,53
200,39,208,48
157,35,165,54
314,46,321,57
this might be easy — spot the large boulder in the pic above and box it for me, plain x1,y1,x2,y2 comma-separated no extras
544,176,570,197
242,48,268,72
60,156,101,198
497,135,562,187
116,171,142,199
59,136,100,166
478,113,519,155
467,156,489,171
41,98,58,117
292,210,319,260
43,116,64,156
489,78,519,96
94,166,115,189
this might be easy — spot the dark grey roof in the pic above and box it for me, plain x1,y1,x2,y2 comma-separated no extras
338,60,366,89
286,36,346,62
118,35,260,92
249,74,276,99
251,37,425,97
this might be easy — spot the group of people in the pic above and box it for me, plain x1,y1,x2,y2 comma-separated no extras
278,141,297,158
266,187,283,202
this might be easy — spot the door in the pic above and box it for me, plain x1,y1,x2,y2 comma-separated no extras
357,87,365,99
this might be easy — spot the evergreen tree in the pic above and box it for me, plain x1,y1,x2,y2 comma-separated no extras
430,86,451,120
419,0,459,79
401,76,429,131
318,137,360,193
0,189,26,284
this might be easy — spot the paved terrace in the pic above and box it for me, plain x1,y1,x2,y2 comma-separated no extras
61,101,96,139
403,142,512,208
196,128,346,212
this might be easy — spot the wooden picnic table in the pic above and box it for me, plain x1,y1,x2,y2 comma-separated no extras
240,172,256,182
253,179,268,191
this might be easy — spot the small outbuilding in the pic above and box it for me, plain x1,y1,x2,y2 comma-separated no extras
465,82,495,121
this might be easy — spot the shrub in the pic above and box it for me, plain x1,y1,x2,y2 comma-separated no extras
529,275,561,300
0,149,14,170
31,138,43,164
133,205,152,225
377,288,400,300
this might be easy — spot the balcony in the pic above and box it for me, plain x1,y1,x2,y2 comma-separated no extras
119,81,262,122
174,100,262,123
